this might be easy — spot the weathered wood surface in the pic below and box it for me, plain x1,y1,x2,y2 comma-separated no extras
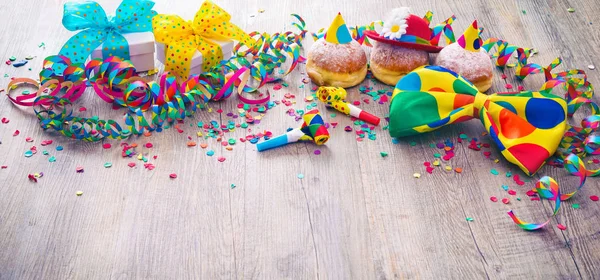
1,0,600,279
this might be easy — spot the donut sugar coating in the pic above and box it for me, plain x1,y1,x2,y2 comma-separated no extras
434,42,494,92
369,41,430,86
306,38,368,88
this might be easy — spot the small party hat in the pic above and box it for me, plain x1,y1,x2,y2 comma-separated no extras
457,20,482,52
324,13,353,44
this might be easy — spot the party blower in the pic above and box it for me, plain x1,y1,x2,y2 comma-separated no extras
316,86,381,125
257,109,330,152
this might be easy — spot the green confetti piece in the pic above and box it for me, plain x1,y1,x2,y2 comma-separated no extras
228,138,236,145
516,197,521,201
410,141,417,146
240,123,248,128
297,173,304,179
9,56,16,61
506,171,512,177
522,10,526,14
572,204,580,209
104,162,112,168
24,150,33,157
433,153,441,158
459,134,468,139
490,169,499,175
567,7,575,12
330,113,336,118
429,143,436,148
49,156,56,162
42,150,49,155
466,217,474,222
380,152,388,157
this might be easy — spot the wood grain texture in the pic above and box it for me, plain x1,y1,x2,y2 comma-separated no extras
1,0,600,279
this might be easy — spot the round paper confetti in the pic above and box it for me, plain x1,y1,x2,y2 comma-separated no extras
76,191,83,196
104,162,112,168
297,173,304,179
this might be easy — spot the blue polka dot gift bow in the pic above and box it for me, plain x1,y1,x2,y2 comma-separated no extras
59,0,157,63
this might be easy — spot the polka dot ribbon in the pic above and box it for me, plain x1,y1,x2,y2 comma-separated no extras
390,65,568,176
152,0,256,79
58,0,157,63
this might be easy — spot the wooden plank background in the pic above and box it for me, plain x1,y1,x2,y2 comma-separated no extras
1,0,600,278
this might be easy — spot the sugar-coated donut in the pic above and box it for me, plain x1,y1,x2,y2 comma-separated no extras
435,42,494,92
369,41,430,86
306,38,367,88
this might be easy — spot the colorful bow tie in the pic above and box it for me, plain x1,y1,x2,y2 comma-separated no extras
389,65,568,176
152,0,255,78
59,0,157,63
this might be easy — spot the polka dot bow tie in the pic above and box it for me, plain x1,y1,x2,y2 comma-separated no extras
59,0,158,63
389,65,568,176
152,0,256,79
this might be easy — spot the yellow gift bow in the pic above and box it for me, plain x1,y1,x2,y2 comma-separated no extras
152,0,255,78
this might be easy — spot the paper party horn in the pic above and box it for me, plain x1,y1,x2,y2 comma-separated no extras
257,109,330,151
316,86,381,125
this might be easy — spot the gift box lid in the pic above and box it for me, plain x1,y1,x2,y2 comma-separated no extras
156,39,234,69
92,32,155,58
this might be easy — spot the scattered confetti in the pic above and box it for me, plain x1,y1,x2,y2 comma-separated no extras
557,224,567,230
102,143,111,149
567,7,575,13
13,130,20,136
169,173,177,179
127,162,136,168
466,217,474,222
314,149,321,155
591,195,599,201
217,156,226,162
502,198,510,204
490,196,498,202
48,156,56,162
230,184,236,189
206,150,215,156
490,169,499,175
104,162,112,168
413,173,421,178
589,65,596,70
572,204,580,209
297,173,304,179
76,191,84,196
56,146,63,151
454,167,463,173
76,166,84,173
24,150,33,157
380,152,388,157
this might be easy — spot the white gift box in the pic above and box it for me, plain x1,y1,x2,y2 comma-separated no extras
156,39,234,76
91,32,156,72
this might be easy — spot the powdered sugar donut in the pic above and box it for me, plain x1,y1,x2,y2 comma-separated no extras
306,38,367,88
435,42,493,92
370,42,429,86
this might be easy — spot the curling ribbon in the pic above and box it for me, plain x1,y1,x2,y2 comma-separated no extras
152,0,256,78
58,0,157,63
257,109,330,151
316,86,381,125
6,15,308,142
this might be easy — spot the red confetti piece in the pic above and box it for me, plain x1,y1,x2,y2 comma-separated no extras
526,190,537,196
273,84,282,90
505,84,513,89
217,156,226,162
513,175,525,186
501,74,507,79
594,159,600,164
78,107,87,112
169,173,177,179
144,163,155,170
1,166,7,169
530,197,540,201
28,174,37,183
127,162,136,168
590,195,599,201
502,198,510,204
490,196,498,202
424,162,431,167
352,101,360,106
102,143,111,149
13,130,19,136
508,190,517,195
25,137,33,142
40,140,53,146
1,117,9,124
216,109,223,113
557,224,567,230
426,166,434,174
76,166,84,173
517,85,525,91
145,142,153,148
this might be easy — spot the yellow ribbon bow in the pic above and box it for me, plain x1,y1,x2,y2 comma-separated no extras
152,0,255,78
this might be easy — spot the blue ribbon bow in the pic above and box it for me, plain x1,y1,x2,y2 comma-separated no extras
59,0,157,63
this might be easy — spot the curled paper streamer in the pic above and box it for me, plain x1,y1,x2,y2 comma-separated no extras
59,0,157,63
316,86,380,125
7,15,308,142
257,109,329,151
